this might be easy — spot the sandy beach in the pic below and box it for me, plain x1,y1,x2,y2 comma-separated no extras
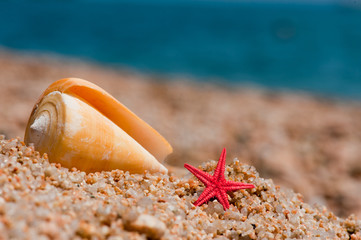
0,49,361,239
1,137,360,239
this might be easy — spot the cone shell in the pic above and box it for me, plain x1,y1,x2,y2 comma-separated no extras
24,78,172,173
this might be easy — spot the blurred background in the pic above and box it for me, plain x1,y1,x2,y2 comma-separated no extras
0,0,361,219
0,0,361,98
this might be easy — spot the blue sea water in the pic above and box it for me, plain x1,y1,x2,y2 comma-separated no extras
0,0,361,99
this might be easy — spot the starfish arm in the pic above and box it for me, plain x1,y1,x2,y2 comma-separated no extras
213,148,226,182
223,184,255,192
216,189,230,210
193,186,217,206
184,164,213,186
223,181,255,191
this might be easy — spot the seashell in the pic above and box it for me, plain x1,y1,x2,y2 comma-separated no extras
24,78,172,174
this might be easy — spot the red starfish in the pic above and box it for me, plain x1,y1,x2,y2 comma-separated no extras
184,148,255,210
